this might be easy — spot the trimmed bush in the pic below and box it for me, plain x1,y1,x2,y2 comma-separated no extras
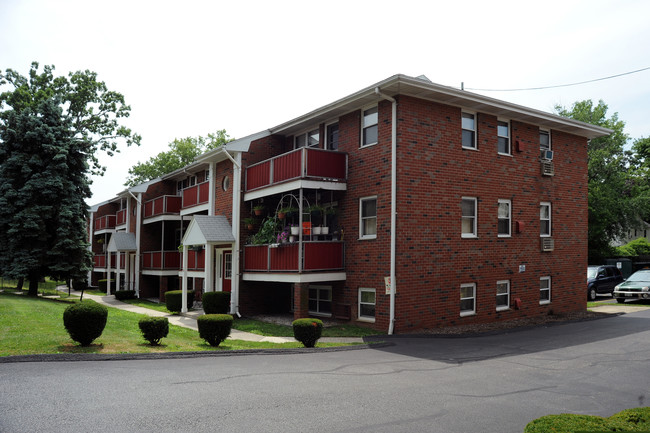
165,290,195,313
292,318,323,348
63,302,108,346
202,291,231,314
138,317,169,345
197,314,233,346
115,290,136,301
98,279,115,294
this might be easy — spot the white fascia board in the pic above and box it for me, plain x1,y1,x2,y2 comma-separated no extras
180,203,210,217
242,272,346,283
141,270,182,276
143,214,182,225
244,179,347,202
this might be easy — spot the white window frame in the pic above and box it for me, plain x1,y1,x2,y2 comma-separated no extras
361,105,379,148
496,280,510,311
308,285,332,317
540,276,551,305
497,119,511,155
461,197,477,238
326,121,339,151
498,199,511,238
540,129,551,150
359,196,377,240
540,202,551,237
358,287,376,323
295,128,320,149
462,112,477,150
460,283,476,317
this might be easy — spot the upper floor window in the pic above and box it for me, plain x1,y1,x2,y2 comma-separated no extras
540,129,551,150
361,106,378,147
462,112,477,149
295,129,320,148
177,175,197,192
360,196,377,239
326,122,339,150
540,202,551,237
497,120,510,154
462,197,477,238
498,199,511,237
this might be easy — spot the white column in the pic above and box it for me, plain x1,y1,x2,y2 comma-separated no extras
181,244,189,313
87,211,94,285
231,152,242,315
205,243,213,292
208,161,216,217
106,253,112,296
116,252,122,292
135,193,142,297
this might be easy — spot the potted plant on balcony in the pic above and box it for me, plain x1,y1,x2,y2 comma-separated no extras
253,204,265,216
277,206,297,221
308,204,324,235
243,217,256,231
251,217,282,245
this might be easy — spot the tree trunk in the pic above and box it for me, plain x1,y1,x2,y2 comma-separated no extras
27,276,39,297
16,277,24,291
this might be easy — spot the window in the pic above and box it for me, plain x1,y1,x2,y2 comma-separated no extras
326,122,339,150
460,283,476,316
540,202,551,237
177,175,197,192
462,112,476,149
309,285,332,316
497,120,510,154
295,129,320,148
461,197,477,238
358,288,376,322
360,196,377,239
540,130,551,150
361,106,378,147
540,276,551,304
223,253,232,279
496,280,510,311
498,199,511,237
222,175,230,191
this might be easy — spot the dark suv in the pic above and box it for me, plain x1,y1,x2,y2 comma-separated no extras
587,265,624,300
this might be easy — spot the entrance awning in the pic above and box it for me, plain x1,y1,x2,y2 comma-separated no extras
106,232,137,252
182,215,235,246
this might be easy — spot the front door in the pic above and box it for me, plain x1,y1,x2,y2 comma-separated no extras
221,250,232,292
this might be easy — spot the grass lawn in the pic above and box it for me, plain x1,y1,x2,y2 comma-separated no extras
0,293,354,357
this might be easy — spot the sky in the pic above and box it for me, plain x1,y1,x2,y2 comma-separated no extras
1,0,649,204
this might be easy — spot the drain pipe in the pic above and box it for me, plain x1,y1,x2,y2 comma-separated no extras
375,87,397,335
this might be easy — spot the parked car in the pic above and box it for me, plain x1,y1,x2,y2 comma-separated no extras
587,265,624,301
613,269,650,304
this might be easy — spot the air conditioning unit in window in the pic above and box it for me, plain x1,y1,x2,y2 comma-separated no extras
541,161,555,176
541,238,555,252
540,149,554,161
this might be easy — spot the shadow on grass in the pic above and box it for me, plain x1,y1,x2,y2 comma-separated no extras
56,343,105,353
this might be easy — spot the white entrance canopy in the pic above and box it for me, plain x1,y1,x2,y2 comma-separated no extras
182,215,235,246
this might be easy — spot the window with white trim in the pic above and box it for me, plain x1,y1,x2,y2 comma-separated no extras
360,196,377,239
361,106,378,147
496,280,510,311
497,120,510,154
540,276,551,304
462,197,477,238
308,285,332,316
540,202,551,237
498,199,511,237
462,112,477,149
326,122,339,150
295,129,319,148
358,288,376,322
460,283,476,316
540,129,551,150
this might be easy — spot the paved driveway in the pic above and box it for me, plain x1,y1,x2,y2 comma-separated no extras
1,309,650,433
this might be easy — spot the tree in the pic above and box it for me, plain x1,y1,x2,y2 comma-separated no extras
0,62,139,296
124,130,232,186
555,100,650,262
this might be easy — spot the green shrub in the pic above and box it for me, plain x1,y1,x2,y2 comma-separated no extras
292,318,323,348
197,314,233,346
138,317,169,345
63,302,108,346
98,279,115,294
115,290,136,301
202,291,231,314
165,290,195,313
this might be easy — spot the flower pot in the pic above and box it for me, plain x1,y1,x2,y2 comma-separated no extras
321,227,329,235
312,226,322,235
247,224,254,231
291,226,300,236
254,209,263,216
289,235,296,242
277,212,286,220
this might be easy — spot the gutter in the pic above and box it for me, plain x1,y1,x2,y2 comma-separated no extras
375,87,397,335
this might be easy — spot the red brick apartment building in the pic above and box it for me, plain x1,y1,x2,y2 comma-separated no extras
88,74,611,333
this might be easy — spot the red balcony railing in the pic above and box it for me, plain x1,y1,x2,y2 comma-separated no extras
143,195,182,219
116,209,127,226
142,251,181,270
245,148,347,192
185,249,206,271
243,241,344,272
182,181,210,209
93,253,127,269
94,215,116,231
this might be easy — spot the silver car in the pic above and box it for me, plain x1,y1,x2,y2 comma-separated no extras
613,270,650,303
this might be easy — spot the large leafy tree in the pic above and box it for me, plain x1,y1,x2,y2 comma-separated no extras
125,130,232,186
555,100,650,262
0,62,140,295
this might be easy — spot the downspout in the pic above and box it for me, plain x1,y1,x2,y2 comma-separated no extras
375,87,397,335
231,151,242,317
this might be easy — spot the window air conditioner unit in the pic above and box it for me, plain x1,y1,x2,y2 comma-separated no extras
541,161,555,176
541,238,555,252
540,149,554,160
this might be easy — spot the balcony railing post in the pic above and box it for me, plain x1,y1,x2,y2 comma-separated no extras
269,158,274,186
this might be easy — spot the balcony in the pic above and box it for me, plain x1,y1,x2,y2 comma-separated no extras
142,250,181,270
143,195,182,219
243,241,344,273
94,215,116,232
182,181,210,209
116,209,127,226
245,148,347,193
182,248,205,271
93,253,125,269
